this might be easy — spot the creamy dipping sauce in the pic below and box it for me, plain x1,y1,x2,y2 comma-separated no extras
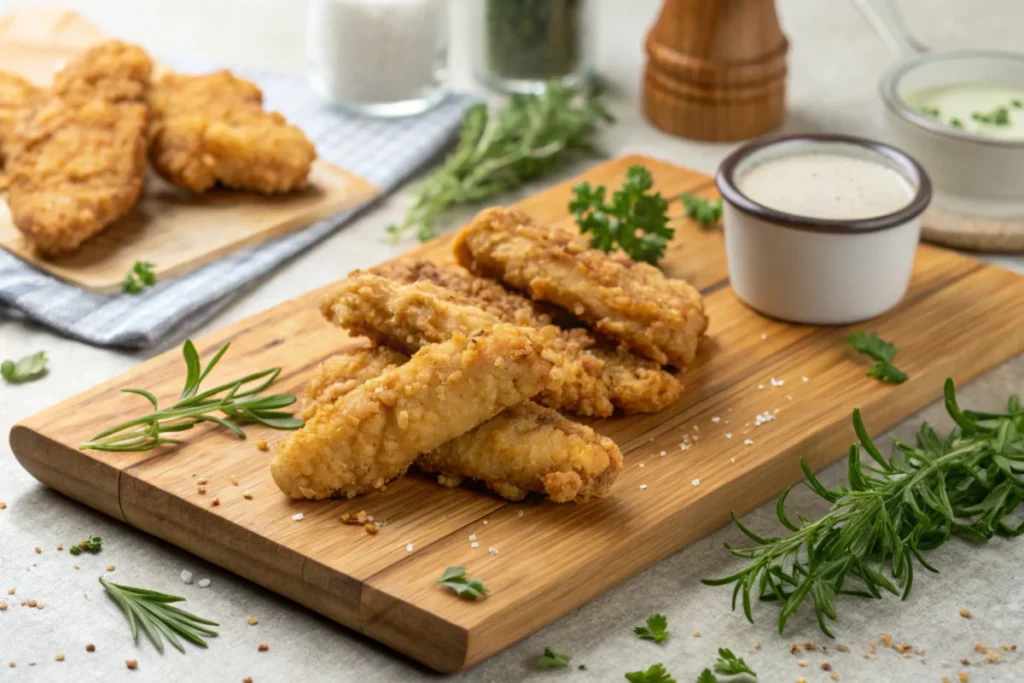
906,83,1024,139
736,152,915,220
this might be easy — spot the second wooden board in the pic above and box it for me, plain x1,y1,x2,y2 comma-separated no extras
12,155,1024,673
0,7,379,292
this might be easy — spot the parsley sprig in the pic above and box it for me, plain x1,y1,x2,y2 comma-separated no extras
387,84,611,242
1,351,47,383
849,331,908,384
681,194,723,230
437,566,489,599
703,379,1024,637
123,260,156,294
633,613,669,643
625,663,675,683
79,339,302,452
537,647,570,668
100,577,218,653
69,536,103,556
571,165,674,264
713,648,756,677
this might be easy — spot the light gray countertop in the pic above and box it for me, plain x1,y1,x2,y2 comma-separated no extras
1,1,1022,681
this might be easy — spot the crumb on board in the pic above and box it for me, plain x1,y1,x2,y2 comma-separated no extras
258,643,269,652
364,524,378,535
198,578,211,588
244,678,253,683
292,513,304,521
959,608,971,618
85,644,95,653
242,491,254,500
256,440,269,452
211,497,220,507
126,659,138,670
231,477,239,486
797,678,807,683
754,643,761,650
798,660,808,667
247,616,258,625
57,545,63,551
34,547,41,554
341,511,372,525
0,502,6,509
959,674,969,682
837,644,849,652
55,654,64,662
196,478,207,485
830,675,839,682
196,487,206,495
693,631,701,638
822,662,832,671
106,565,116,572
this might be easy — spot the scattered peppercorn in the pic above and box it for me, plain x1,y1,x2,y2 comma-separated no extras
85,644,95,653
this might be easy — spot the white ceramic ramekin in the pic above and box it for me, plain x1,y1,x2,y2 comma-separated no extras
715,134,932,325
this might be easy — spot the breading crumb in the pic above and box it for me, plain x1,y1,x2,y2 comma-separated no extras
364,524,379,535
57,545,63,551
798,660,808,667
55,654,64,662
231,477,239,486
106,565,116,572
126,659,138,670
959,608,971,618
211,497,220,507
247,616,258,625
880,634,892,646
821,663,832,671
959,674,968,682
258,643,269,652
836,644,849,652
693,632,701,638
754,643,761,650
243,491,254,500
830,675,839,682
34,547,41,554
256,440,269,452
0,602,6,611
0,502,6,509
973,643,986,653
85,644,95,652
196,478,208,485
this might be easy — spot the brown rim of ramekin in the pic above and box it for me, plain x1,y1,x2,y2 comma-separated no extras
715,133,932,233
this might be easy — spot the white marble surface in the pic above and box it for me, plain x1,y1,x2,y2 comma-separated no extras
1,1,1022,681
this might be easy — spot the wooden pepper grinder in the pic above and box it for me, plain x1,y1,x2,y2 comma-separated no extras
643,0,789,142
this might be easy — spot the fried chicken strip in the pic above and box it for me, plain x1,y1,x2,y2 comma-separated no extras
0,72,40,179
148,70,316,194
6,41,151,255
322,271,618,416
453,207,709,367
271,325,550,499
374,261,683,414
305,346,623,503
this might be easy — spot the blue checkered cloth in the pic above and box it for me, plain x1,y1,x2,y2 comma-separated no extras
0,61,473,349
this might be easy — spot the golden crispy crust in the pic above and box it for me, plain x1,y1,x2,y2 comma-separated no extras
6,41,151,255
419,402,622,503
303,346,622,503
0,72,40,175
374,261,683,414
271,325,550,500
148,70,316,194
453,207,709,367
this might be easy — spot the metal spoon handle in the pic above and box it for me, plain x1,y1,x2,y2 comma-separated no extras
850,0,928,58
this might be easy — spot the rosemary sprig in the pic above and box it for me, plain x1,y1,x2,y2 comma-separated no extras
80,340,302,452
386,83,611,242
100,577,218,653
703,378,1023,637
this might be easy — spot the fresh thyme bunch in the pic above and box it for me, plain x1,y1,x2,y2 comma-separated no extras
386,83,611,242
704,379,1024,637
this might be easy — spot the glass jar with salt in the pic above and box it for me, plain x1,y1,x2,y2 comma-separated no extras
307,0,448,117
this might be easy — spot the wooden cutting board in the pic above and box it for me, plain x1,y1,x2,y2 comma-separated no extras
0,7,378,292
11,156,1024,673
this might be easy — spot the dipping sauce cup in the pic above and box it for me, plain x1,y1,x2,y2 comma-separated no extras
715,134,932,325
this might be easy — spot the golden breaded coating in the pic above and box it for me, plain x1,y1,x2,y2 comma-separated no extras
0,72,40,175
419,402,622,503
374,261,683,414
271,325,550,500
323,270,681,415
303,346,622,503
148,70,316,194
454,207,709,367
322,271,618,416
6,41,151,255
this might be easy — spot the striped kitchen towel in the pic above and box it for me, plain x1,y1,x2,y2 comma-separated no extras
0,59,474,349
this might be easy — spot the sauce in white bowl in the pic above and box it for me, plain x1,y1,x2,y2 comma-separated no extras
716,135,931,325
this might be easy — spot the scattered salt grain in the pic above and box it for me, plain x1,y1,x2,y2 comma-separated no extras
693,425,700,432
802,376,809,382
406,543,414,552
471,542,480,548
730,458,736,463
770,377,785,387
744,439,754,446
691,478,700,486
482,520,488,525
760,333,767,340
659,450,666,456
197,579,211,588
754,411,775,427
640,484,648,490
786,395,793,401
469,534,477,542
488,547,498,556
517,510,524,518
724,433,733,439
758,384,764,390
180,570,193,585
711,416,721,423
291,513,304,521
638,463,645,468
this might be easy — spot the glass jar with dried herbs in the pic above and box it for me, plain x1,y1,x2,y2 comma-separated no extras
470,0,593,94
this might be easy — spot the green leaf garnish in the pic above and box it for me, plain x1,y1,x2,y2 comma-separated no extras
696,670,718,683
79,339,302,452
123,261,157,294
571,165,675,264
1,351,48,384
436,566,490,599
625,663,675,683
100,577,218,653
702,379,1024,637
69,536,103,556
633,613,669,643
681,194,723,230
537,647,570,668
714,648,756,677
849,331,908,384
386,83,612,242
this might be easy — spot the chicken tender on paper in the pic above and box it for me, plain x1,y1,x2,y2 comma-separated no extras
374,261,683,414
148,70,316,194
6,41,151,255
323,271,681,416
304,346,623,503
271,325,550,500
0,72,40,177
454,207,709,367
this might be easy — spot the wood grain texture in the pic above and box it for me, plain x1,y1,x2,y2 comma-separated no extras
643,0,788,141
923,205,1024,253
0,8,379,292
11,155,1024,673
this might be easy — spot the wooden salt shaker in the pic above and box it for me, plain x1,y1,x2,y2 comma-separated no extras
643,0,789,141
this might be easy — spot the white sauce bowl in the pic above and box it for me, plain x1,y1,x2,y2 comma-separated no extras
716,134,932,325
881,50,1024,217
